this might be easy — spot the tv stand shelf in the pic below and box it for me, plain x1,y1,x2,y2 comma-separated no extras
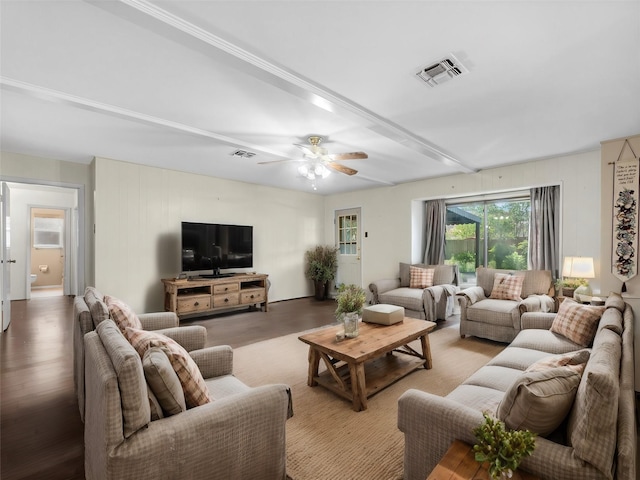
162,273,268,318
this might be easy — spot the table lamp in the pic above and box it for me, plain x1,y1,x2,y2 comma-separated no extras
562,256,595,301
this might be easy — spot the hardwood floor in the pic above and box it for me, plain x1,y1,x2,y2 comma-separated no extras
0,295,338,479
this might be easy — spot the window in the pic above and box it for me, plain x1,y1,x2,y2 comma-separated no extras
445,196,530,284
338,213,358,255
33,217,64,248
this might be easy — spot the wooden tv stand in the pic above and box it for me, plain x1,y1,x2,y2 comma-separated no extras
162,273,268,319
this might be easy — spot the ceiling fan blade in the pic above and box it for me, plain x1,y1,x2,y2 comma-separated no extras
257,159,297,165
327,162,358,176
326,152,368,161
294,144,318,157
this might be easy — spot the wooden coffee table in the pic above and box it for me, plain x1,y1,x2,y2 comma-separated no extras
298,317,436,411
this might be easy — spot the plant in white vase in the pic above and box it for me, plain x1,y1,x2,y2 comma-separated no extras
335,283,366,338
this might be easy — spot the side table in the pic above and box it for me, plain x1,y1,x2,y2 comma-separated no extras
427,440,540,480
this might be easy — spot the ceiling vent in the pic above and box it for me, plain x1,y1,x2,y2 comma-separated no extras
230,149,256,158
416,55,468,87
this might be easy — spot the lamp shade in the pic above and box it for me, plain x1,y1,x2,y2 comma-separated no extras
562,256,595,279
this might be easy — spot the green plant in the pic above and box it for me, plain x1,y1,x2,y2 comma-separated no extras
304,245,338,282
335,283,366,316
555,277,588,290
473,413,536,479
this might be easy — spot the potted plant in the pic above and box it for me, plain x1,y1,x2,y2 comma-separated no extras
335,283,366,338
304,245,338,300
473,413,536,480
555,277,588,298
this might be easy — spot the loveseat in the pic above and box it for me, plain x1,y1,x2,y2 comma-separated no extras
398,294,636,480
458,267,556,343
73,286,206,421
84,319,292,480
369,263,459,321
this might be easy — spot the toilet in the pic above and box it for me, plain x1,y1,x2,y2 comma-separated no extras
30,274,37,284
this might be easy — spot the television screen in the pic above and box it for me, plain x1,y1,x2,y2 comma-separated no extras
181,222,253,275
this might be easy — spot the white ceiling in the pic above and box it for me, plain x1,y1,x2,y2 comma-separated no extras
1,1,639,195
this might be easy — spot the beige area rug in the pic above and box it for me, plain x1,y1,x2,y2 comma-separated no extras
232,324,505,480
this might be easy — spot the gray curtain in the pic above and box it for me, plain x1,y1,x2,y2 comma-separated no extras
423,199,446,265
529,186,560,277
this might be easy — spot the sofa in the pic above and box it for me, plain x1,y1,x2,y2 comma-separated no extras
84,318,292,480
458,267,556,343
369,263,459,321
73,286,206,422
398,294,636,480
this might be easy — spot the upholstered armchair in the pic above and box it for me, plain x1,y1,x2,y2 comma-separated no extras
457,267,556,343
369,263,459,321
73,286,206,422
84,320,291,480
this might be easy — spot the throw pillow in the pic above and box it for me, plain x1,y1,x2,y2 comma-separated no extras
409,265,434,289
142,347,187,416
525,349,590,375
550,301,605,347
105,295,143,334
125,327,211,409
497,366,582,436
489,273,524,301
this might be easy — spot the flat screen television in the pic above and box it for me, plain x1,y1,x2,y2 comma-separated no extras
181,222,253,277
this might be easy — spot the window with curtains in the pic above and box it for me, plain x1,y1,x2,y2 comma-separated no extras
445,196,530,284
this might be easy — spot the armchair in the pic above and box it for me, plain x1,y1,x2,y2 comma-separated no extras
84,319,291,480
457,267,556,343
73,286,206,421
369,263,459,321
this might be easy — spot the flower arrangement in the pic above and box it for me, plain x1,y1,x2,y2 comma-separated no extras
473,413,536,480
335,283,366,316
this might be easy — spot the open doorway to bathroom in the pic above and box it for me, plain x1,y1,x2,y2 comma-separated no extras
30,208,66,298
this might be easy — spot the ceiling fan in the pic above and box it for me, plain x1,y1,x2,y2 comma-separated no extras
258,136,368,177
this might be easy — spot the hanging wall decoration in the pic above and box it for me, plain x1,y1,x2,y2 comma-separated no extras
612,140,640,291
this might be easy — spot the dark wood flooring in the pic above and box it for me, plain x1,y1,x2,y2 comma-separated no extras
0,295,342,480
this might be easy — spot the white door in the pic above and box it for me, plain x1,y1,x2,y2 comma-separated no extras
335,208,362,289
1,182,12,331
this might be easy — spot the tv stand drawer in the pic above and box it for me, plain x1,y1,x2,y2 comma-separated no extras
241,289,265,305
177,295,211,315
213,293,240,308
213,283,239,295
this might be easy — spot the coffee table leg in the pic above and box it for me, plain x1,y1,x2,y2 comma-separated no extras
420,334,433,369
349,362,367,411
308,347,320,386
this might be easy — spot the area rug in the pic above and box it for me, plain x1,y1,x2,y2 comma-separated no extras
232,324,505,480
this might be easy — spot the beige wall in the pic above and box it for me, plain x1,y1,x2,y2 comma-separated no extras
93,157,325,312
324,149,602,294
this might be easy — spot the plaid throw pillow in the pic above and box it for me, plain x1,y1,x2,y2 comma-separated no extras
105,295,143,333
125,327,211,408
550,301,605,347
489,273,524,301
409,266,434,289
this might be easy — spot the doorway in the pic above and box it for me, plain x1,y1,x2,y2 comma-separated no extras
30,207,67,298
1,180,83,302
334,207,362,288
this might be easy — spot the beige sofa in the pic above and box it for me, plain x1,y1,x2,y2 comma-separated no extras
369,263,459,321
398,295,636,480
73,286,206,422
458,267,556,343
84,319,292,480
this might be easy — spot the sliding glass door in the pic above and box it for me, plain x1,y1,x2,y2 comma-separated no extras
445,197,530,284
